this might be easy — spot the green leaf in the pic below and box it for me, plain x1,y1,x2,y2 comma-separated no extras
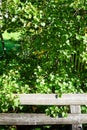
13,0,20,4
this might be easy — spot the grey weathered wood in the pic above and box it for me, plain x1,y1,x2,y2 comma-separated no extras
70,105,82,130
1,94,87,127
19,94,87,105
0,113,87,125
70,105,81,114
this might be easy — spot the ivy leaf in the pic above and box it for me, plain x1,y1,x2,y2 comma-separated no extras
13,0,20,4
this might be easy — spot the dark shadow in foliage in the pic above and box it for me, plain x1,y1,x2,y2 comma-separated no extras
0,39,20,54
0,38,37,89
0,39,20,76
16,125,72,130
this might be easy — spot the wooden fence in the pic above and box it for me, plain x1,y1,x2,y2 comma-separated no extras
0,94,87,130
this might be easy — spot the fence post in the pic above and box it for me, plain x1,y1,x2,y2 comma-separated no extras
70,105,82,130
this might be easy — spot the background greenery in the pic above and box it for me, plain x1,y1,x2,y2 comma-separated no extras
0,0,87,129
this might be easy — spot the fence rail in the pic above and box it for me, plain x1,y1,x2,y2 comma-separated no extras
0,113,87,125
19,94,87,105
0,94,87,130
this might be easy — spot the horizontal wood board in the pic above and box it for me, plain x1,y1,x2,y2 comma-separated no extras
0,113,87,125
19,94,87,105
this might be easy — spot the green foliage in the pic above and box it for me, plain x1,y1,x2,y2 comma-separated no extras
0,0,87,121
0,60,29,112
18,0,87,117
45,106,68,118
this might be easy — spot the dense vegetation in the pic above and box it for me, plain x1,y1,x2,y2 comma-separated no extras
0,0,87,129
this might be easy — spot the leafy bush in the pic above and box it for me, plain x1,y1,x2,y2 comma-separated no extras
0,60,29,112
18,0,87,117
0,0,87,121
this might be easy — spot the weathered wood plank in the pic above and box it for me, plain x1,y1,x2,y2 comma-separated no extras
70,105,82,130
19,94,87,105
70,105,81,114
1,94,87,127
0,113,87,125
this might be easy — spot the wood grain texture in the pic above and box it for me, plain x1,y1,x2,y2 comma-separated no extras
1,94,87,126
0,113,87,125
70,105,82,130
19,94,87,105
